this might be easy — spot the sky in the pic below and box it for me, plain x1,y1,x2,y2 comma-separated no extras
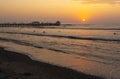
0,0,120,24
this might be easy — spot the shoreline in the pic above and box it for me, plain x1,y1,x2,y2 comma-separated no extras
0,47,104,79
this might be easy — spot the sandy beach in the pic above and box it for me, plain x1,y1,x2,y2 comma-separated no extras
0,47,103,79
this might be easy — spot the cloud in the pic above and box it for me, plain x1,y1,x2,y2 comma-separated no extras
73,0,120,4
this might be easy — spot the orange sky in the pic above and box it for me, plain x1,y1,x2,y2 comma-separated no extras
0,0,120,24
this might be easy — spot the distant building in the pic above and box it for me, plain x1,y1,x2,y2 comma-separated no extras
55,21,61,26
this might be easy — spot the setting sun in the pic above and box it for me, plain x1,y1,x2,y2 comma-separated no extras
82,19,86,22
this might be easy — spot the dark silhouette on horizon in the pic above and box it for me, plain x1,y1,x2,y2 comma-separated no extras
0,21,61,27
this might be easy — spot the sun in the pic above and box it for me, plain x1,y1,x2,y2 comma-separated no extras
82,19,86,22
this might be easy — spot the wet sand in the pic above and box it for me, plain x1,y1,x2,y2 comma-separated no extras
0,47,104,79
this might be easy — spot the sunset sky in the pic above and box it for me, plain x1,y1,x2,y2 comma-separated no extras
0,0,120,24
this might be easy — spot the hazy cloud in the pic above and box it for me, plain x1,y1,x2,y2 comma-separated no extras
73,0,120,4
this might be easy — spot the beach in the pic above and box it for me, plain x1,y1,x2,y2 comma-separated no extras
0,47,103,79
0,26,119,79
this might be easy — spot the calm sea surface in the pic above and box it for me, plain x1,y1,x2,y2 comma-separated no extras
0,24,120,79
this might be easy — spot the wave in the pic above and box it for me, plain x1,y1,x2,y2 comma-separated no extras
0,37,120,66
31,25,120,30
64,28,120,30
1,32,120,42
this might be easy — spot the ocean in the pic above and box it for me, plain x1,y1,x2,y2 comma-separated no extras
0,24,120,79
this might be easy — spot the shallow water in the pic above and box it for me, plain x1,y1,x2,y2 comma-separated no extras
0,25,120,79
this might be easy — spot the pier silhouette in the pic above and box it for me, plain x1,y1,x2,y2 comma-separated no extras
0,21,61,27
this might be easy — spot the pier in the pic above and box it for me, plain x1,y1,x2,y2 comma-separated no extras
0,21,61,27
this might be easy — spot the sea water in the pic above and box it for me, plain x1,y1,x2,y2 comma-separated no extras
0,24,120,79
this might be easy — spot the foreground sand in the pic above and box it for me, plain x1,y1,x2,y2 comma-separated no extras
0,47,104,79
